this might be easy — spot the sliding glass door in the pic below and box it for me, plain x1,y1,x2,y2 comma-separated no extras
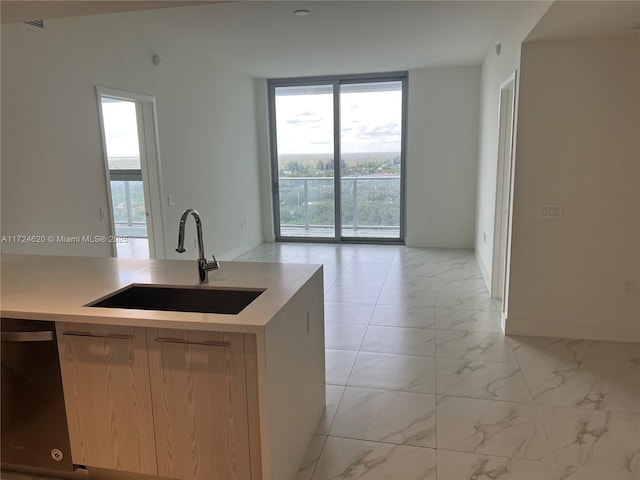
272,84,336,238
269,73,406,242
340,81,403,239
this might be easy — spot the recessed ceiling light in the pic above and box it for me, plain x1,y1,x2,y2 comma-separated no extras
294,9,310,17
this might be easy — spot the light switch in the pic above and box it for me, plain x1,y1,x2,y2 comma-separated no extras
540,204,562,219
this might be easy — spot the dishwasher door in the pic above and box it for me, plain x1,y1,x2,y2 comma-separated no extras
1,319,74,472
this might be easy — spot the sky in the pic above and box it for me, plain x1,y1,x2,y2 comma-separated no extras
101,99,140,160
275,84,402,156
101,85,403,161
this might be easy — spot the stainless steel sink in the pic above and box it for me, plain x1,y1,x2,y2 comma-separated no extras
88,284,265,315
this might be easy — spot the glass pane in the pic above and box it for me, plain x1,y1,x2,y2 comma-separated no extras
110,181,128,224
274,85,335,238
110,181,127,224
340,81,402,239
128,181,147,225
110,180,148,238
101,97,141,170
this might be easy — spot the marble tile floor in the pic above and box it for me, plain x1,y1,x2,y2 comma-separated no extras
236,243,640,480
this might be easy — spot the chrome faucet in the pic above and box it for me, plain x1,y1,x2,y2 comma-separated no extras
176,208,220,283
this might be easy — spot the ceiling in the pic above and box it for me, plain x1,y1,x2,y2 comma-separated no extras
526,0,640,42
144,1,514,77
0,1,225,24
1,1,516,77
2,1,636,79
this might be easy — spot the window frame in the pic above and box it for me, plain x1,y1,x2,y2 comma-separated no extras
267,71,408,244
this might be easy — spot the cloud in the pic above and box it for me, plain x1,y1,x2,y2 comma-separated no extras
357,122,401,139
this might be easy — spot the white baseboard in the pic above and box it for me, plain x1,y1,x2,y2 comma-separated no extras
263,231,275,243
476,253,491,294
505,316,640,343
405,237,473,249
222,236,264,261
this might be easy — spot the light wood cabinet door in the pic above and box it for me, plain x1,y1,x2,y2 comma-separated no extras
56,323,157,475
147,329,252,480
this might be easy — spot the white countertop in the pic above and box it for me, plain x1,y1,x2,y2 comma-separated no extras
0,254,322,334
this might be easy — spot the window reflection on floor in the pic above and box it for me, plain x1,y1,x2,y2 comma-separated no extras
116,237,148,259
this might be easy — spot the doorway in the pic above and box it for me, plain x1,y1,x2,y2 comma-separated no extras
268,73,407,243
97,88,165,259
491,72,517,305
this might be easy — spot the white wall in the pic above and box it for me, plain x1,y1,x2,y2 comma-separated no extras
475,2,552,283
1,8,263,260
507,35,640,342
405,66,480,248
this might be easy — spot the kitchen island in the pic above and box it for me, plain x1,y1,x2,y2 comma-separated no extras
1,254,325,480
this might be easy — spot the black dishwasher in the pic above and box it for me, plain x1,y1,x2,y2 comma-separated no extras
1,318,74,473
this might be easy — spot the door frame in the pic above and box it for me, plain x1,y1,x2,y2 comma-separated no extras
96,87,166,259
490,71,517,307
267,72,408,244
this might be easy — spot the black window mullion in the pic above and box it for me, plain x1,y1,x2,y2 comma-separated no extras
109,169,142,182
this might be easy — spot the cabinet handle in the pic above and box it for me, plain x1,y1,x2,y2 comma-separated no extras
155,337,230,348
63,331,133,340
1,331,53,342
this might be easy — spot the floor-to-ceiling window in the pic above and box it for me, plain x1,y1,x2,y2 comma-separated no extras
269,73,407,243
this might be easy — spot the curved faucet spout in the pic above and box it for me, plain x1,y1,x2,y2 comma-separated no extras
175,208,220,283
176,208,203,256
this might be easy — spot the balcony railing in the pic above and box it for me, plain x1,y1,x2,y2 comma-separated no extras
278,176,400,236
110,180,148,237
